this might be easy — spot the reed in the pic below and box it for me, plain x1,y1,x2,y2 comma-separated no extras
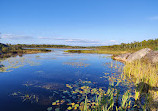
123,60,158,110
123,60,158,87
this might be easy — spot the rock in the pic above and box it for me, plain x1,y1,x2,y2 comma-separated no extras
113,48,154,63
144,51,158,63
113,53,131,62
126,48,151,62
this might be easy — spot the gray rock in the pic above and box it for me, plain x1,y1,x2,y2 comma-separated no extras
126,48,151,62
113,48,155,63
113,53,131,62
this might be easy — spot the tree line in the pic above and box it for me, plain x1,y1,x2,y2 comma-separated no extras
97,38,158,51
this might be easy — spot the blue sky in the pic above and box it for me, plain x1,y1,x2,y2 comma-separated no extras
0,0,158,46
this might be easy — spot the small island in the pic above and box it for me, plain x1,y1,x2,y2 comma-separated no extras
0,43,51,58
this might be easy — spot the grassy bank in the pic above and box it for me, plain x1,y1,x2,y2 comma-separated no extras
65,49,130,55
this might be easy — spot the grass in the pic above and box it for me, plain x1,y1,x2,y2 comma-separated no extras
65,49,130,55
123,60,158,88
123,60,158,110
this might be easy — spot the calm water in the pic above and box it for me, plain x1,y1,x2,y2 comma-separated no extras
0,49,132,111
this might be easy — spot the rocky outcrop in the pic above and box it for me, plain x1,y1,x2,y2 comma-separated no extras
126,48,151,62
113,48,158,63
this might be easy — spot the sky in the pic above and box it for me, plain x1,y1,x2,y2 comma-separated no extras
0,0,158,46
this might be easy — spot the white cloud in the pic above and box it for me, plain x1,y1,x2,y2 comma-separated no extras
38,36,51,39
54,38,68,40
1,34,34,39
0,33,120,46
65,39,99,43
110,40,117,42
54,38,99,43
109,40,119,45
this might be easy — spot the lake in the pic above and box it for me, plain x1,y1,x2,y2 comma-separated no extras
0,48,133,111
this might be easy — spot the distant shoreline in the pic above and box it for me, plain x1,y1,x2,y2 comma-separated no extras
0,48,51,58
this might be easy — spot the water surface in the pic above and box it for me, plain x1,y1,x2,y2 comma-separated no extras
0,48,132,111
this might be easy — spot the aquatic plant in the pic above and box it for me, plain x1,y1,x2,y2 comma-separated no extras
78,79,133,111
11,91,39,103
0,57,40,72
63,62,90,68
49,76,136,111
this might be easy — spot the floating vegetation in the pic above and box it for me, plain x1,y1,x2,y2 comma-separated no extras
35,55,40,58
63,62,90,68
40,83,65,90
23,81,65,90
70,58,88,61
23,81,33,87
47,107,52,111
0,57,40,72
11,92,39,103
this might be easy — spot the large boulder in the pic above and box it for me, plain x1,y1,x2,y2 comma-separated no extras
126,48,151,62
113,48,153,62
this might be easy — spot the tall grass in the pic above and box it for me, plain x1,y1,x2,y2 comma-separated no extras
123,60,158,87
123,60,158,110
